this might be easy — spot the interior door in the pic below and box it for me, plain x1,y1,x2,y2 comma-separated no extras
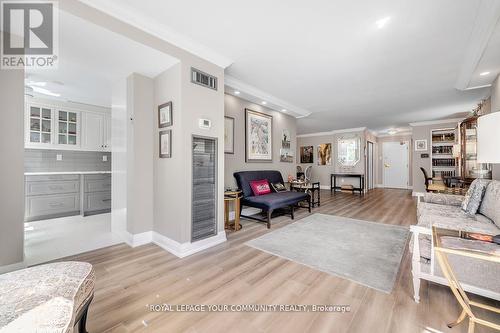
383,141,409,189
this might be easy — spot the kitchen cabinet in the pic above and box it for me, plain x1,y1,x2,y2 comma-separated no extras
25,100,111,152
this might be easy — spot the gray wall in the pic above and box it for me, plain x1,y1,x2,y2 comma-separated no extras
25,149,111,172
0,68,25,269
297,130,366,188
224,94,297,188
411,121,459,193
127,74,155,235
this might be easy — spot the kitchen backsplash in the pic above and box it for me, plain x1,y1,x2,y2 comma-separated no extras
25,149,111,172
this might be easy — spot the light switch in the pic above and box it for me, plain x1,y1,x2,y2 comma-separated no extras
102,155,108,162
56,154,63,161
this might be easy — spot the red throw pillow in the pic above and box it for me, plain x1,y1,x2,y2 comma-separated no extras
250,179,271,196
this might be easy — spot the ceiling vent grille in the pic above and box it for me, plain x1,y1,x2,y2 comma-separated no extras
191,67,218,91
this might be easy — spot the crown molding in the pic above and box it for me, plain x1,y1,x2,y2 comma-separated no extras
77,0,233,68
297,127,367,138
409,118,464,127
455,0,500,90
375,131,413,138
225,75,311,118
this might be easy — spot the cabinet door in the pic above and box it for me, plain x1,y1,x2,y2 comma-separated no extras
82,112,105,151
104,114,112,151
57,110,79,146
26,104,53,147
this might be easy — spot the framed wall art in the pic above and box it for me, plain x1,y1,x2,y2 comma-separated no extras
224,116,235,154
159,130,172,158
158,101,172,128
245,109,273,162
415,139,428,151
317,143,332,165
300,146,314,163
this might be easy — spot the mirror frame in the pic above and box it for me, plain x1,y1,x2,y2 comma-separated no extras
337,135,361,167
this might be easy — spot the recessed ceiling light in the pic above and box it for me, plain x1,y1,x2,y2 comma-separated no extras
480,71,490,76
281,109,287,112
261,101,267,105
388,129,398,135
234,91,240,95
376,16,391,29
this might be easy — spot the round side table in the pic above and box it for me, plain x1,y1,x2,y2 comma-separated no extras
224,190,242,231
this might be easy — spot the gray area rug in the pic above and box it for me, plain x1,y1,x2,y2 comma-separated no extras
246,213,410,293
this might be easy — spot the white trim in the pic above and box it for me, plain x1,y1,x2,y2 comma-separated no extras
77,0,233,68
375,131,413,138
129,231,153,247
320,185,330,190
455,0,500,90
0,261,26,274
412,191,425,197
382,140,410,189
297,127,367,138
375,184,385,188
409,118,464,127
153,231,227,258
224,76,311,118
463,84,492,91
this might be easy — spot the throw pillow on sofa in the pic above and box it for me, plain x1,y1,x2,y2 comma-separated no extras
250,179,271,196
461,179,491,216
271,182,287,192
479,180,500,228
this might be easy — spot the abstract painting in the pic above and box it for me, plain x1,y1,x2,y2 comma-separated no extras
224,116,234,154
317,143,332,165
300,146,314,163
245,109,273,162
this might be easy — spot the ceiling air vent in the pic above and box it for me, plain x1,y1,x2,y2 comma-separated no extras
191,67,218,91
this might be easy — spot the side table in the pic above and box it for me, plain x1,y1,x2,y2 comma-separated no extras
224,190,242,231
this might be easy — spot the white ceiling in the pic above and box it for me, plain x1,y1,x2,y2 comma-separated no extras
27,10,178,107
77,1,500,133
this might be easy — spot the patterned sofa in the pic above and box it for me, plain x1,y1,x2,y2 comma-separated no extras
234,170,311,228
410,180,500,303
0,262,95,333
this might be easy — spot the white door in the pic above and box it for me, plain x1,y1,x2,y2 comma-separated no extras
383,141,409,189
104,114,112,151
82,112,104,151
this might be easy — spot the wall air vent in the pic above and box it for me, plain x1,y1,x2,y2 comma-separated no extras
191,67,218,91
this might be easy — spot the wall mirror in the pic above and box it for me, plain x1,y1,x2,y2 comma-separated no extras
338,135,361,167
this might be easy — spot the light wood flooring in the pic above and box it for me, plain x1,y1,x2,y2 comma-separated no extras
63,189,500,333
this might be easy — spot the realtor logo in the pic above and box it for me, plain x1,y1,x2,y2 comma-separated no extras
1,0,58,69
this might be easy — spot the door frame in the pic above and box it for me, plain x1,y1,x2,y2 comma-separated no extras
382,140,410,189
366,141,375,191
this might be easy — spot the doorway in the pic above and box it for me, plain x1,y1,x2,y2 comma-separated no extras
366,141,375,191
383,141,409,189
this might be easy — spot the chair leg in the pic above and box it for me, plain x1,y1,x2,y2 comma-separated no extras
267,210,272,229
308,197,312,213
290,205,294,220
468,319,475,333
78,303,90,333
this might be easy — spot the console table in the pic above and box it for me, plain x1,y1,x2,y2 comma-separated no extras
330,174,364,195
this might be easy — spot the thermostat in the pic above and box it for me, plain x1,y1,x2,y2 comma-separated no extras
199,119,211,129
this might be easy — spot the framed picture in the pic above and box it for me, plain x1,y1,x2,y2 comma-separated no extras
224,116,235,154
281,129,291,149
280,148,293,163
158,101,172,128
300,146,314,163
317,143,332,165
245,109,273,162
159,130,172,158
415,139,428,151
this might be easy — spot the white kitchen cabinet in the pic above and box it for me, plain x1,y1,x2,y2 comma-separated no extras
104,114,112,152
56,110,80,147
81,112,105,151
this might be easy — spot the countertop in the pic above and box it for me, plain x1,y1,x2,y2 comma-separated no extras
25,171,112,176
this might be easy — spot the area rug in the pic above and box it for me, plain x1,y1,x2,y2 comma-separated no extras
245,213,410,293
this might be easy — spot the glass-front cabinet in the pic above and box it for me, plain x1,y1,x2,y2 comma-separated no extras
57,110,78,146
460,116,491,180
29,105,52,144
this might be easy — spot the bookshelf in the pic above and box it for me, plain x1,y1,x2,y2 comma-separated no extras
431,128,458,179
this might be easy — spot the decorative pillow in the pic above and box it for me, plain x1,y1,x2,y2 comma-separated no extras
479,180,500,228
250,179,271,196
461,179,491,216
271,182,287,192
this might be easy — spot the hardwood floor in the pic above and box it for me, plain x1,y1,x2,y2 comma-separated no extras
64,189,499,333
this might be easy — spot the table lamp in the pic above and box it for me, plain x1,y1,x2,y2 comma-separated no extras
477,112,500,163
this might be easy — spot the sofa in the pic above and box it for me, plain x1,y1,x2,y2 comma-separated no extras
233,170,311,228
0,262,95,333
410,180,500,303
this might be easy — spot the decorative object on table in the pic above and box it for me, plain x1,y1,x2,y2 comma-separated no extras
224,190,242,231
341,184,354,193
304,165,312,183
271,182,287,192
246,213,410,293
477,111,500,164
159,129,172,158
158,101,172,128
414,139,428,151
317,143,332,165
300,146,314,163
224,116,235,154
338,135,361,166
296,166,304,180
432,226,500,333
245,109,273,162
288,174,294,183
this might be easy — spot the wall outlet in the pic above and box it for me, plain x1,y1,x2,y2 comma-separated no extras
102,155,108,162
56,154,63,161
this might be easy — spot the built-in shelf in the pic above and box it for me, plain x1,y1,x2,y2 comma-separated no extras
431,128,458,179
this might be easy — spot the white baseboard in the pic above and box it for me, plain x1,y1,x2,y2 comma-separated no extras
412,191,425,197
320,185,330,190
229,207,261,221
376,184,384,188
0,260,26,274
153,231,227,258
130,231,153,247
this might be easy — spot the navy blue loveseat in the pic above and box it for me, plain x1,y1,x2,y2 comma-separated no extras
234,170,311,228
